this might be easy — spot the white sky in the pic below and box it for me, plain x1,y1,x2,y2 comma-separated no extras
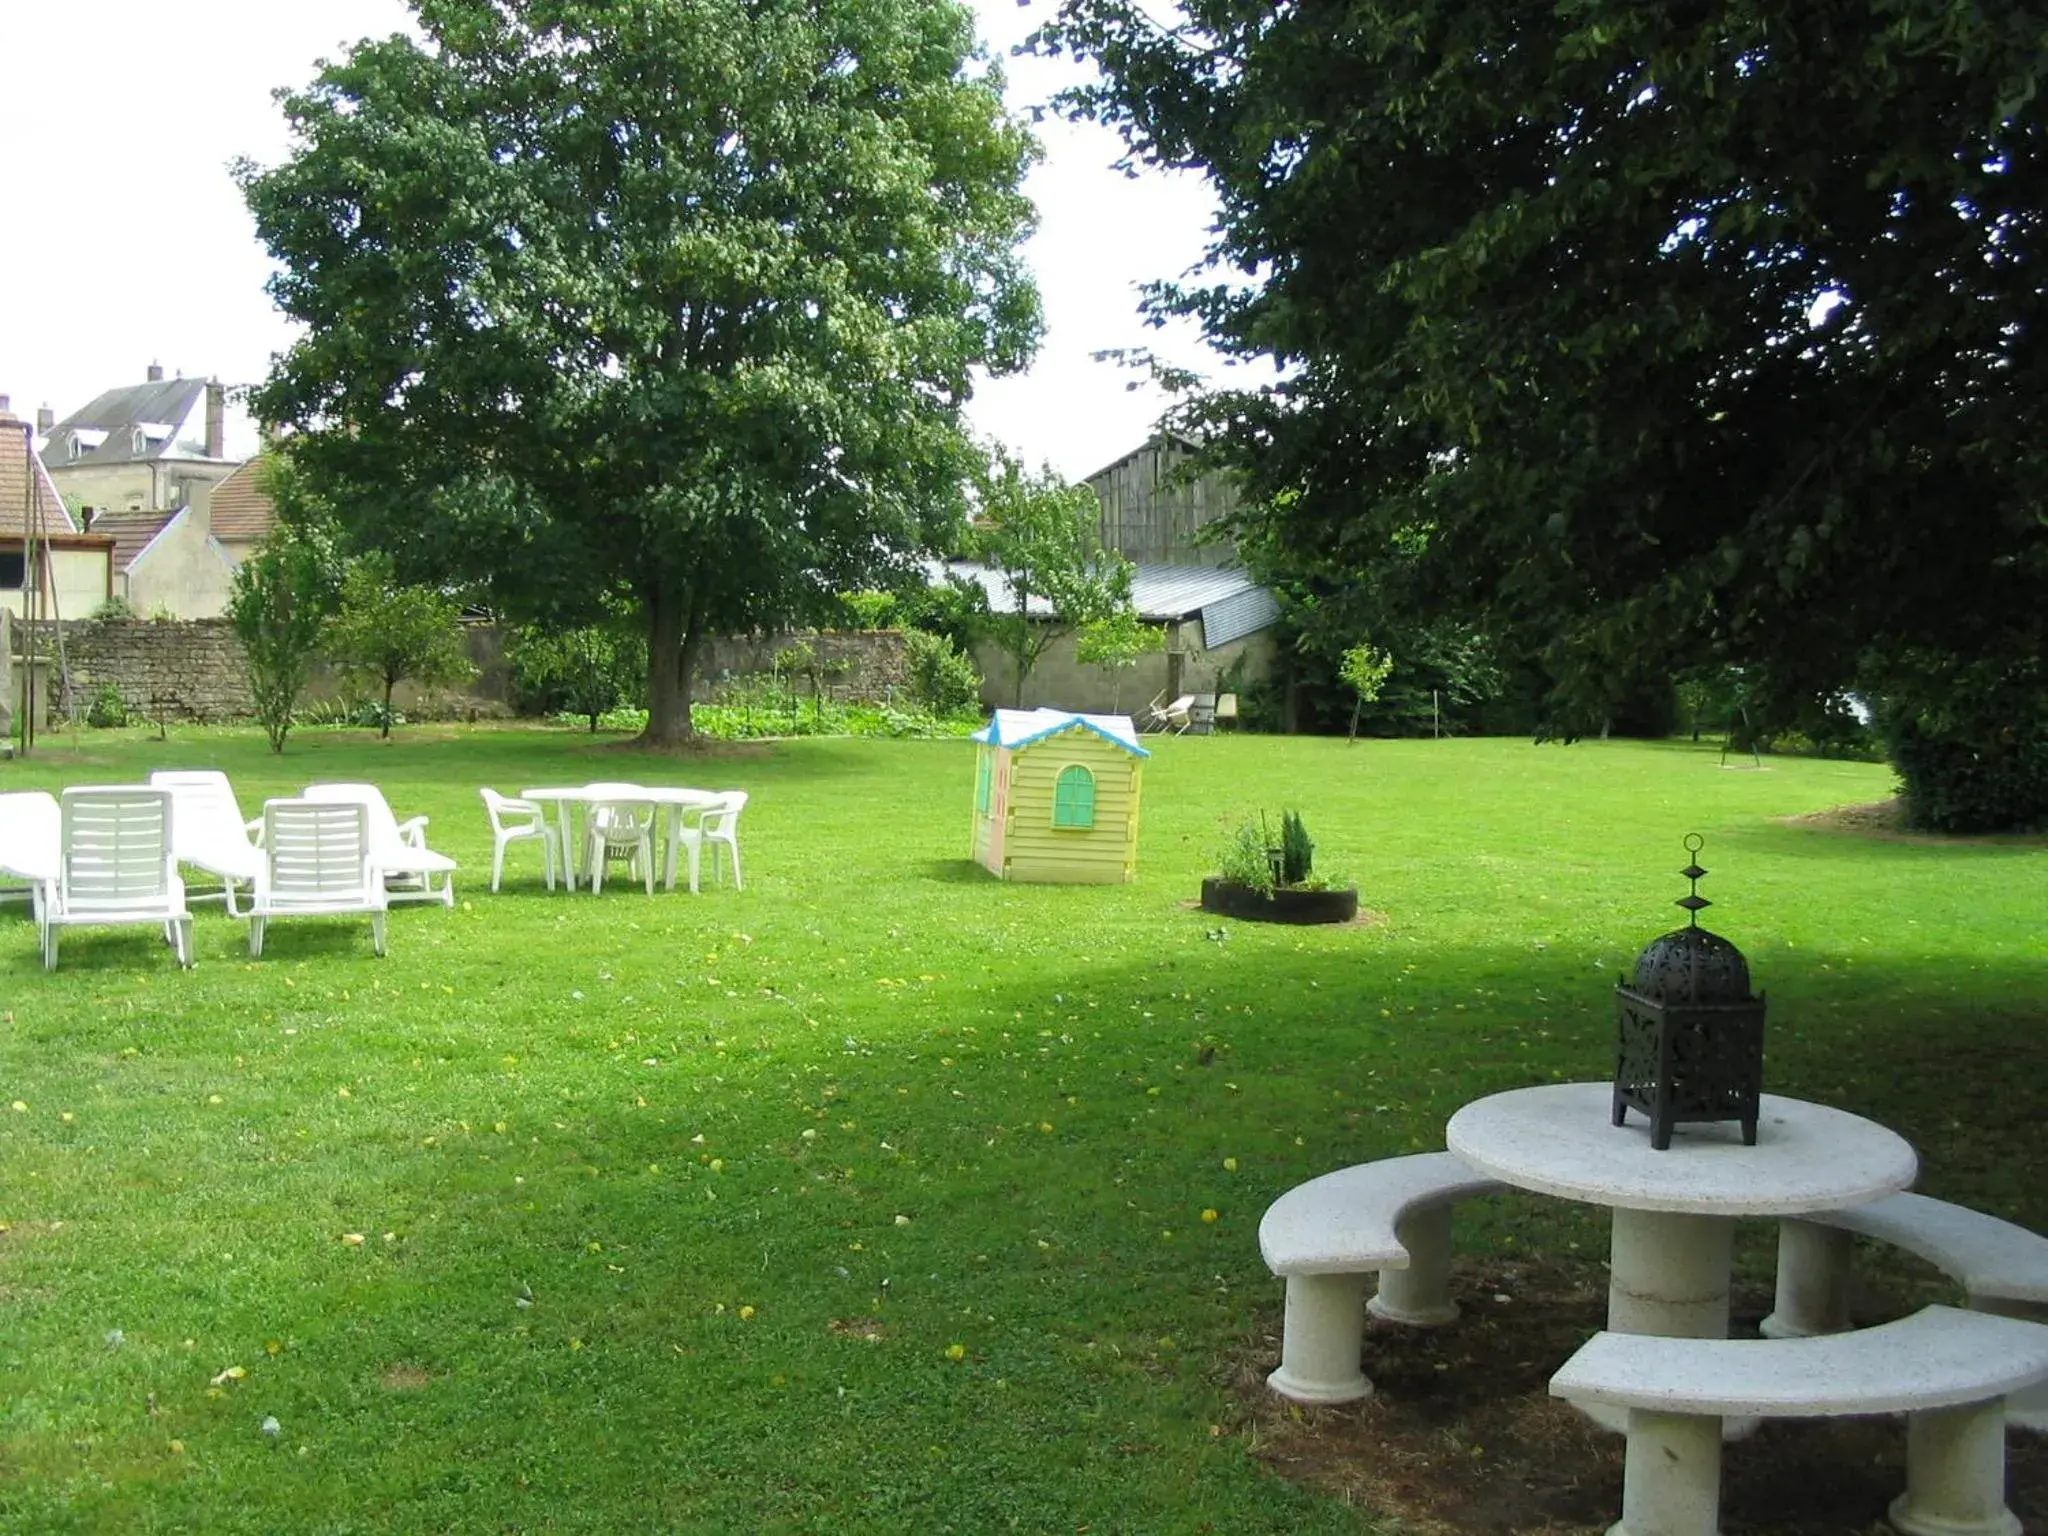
0,0,1223,481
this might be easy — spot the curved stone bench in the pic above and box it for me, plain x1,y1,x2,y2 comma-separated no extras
1258,1151,1500,1403
1761,1193,2048,1432
1551,1305,2048,1536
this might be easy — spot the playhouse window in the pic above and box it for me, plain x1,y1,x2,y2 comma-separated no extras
975,751,992,815
1052,765,1096,829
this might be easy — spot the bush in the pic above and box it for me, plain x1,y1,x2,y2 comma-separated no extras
85,685,130,728
90,597,139,622
1279,810,1314,886
1877,653,2048,832
902,628,982,715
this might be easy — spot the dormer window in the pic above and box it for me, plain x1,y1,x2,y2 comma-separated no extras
68,433,86,462
132,429,148,456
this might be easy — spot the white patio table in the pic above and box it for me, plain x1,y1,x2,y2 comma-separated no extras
520,784,722,893
1446,1081,1918,1432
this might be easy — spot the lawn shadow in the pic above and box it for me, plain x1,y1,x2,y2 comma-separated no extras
923,859,988,884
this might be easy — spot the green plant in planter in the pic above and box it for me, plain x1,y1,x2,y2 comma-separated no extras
1280,810,1314,886
1217,814,1277,895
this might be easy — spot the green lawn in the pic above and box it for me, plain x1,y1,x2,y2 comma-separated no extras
1,726,2043,1534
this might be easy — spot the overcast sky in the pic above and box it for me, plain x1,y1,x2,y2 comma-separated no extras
0,0,1224,481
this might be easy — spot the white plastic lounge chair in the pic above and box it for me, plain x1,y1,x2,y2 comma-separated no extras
247,799,387,958
301,783,457,906
42,786,193,972
150,770,264,915
666,791,748,894
585,798,658,895
479,788,559,893
0,790,60,925
1143,693,1196,734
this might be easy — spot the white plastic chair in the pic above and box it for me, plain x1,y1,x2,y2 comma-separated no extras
150,770,264,914
1144,694,1196,734
42,786,193,972
301,783,457,906
479,788,559,892
247,799,387,958
584,798,658,895
0,790,61,926
667,791,748,894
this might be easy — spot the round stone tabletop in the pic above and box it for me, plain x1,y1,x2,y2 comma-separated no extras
1446,1082,1918,1216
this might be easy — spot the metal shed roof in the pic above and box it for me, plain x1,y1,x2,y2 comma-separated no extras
928,559,1279,647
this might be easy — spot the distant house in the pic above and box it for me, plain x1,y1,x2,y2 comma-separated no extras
41,365,241,522
201,454,280,567
89,506,236,618
0,395,113,622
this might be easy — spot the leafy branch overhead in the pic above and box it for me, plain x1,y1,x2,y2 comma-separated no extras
239,0,1042,746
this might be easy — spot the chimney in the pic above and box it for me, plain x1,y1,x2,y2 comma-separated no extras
147,361,164,383
205,379,225,459
36,404,53,435
0,394,12,418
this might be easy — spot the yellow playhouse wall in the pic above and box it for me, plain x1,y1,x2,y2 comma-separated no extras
1001,732,1141,884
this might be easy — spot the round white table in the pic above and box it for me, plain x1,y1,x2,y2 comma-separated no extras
1448,1081,1918,1433
521,785,723,892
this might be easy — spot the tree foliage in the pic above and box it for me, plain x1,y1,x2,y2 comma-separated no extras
509,618,647,732
227,489,342,754
1074,608,1165,711
325,554,477,737
1039,0,2048,819
239,0,1040,746
973,454,1134,707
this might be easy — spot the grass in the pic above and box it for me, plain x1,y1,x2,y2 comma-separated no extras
1,725,2043,1534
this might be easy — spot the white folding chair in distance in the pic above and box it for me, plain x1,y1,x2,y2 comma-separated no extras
666,791,748,894
302,783,457,907
42,786,193,972
0,790,61,928
479,788,559,892
1144,693,1196,734
248,799,387,959
150,770,264,915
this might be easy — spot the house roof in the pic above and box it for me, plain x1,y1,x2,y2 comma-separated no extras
0,409,77,537
929,559,1280,649
89,508,181,573
207,456,278,542
42,377,224,467
972,708,1150,757
1080,432,1204,489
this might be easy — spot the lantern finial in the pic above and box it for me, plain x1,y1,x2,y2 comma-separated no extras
1676,833,1710,928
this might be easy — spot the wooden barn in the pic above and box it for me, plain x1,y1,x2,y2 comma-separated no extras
969,709,1148,884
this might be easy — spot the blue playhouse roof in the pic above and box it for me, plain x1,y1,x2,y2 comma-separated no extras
970,709,1151,758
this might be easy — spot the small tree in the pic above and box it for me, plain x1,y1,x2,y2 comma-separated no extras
1339,643,1395,743
975,453,1134,707
508,622,647,733
1076,609,1166,712
325,555,477,738
228,520,340,754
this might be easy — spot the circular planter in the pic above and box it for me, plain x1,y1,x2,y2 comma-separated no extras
1200,877,1359,925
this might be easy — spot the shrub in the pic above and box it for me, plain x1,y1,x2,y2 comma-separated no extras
90,597,138,622
1877,652,2048,832
1279,810,1314,886
903,628,982,716
1216,815,1277,895
85,685,130,728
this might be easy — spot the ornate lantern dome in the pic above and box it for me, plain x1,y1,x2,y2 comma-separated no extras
1630,924,1752,1005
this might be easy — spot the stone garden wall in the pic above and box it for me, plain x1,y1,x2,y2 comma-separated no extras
4,619,913,724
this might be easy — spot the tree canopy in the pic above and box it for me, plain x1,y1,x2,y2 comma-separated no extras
1039,1,2048,822
240,0,1041,744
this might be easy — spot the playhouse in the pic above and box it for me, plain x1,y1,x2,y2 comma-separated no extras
969,709,1149,883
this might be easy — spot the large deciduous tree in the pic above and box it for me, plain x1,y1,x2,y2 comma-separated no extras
239,0,1040,746
1040,1,2048,827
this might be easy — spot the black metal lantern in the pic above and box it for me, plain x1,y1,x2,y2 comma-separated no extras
1612,835,1766,1150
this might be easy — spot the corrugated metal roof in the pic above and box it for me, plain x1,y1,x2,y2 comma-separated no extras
1200,584,1282,648
972,708,1150,757
928,559,1278,643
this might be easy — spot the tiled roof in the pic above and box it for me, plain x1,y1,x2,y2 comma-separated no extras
0,412,77,537
89,509,180,573
207,456,278,542
43,378,218,466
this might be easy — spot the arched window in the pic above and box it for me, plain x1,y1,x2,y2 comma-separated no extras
1052,765,1095,829
975,750,993,815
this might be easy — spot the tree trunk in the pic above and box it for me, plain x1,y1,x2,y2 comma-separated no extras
382,674,395,739
641,578,703,747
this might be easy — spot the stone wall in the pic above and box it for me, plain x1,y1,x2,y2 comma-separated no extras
5,619,913,724
47,617,254,721
696,629,910,703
